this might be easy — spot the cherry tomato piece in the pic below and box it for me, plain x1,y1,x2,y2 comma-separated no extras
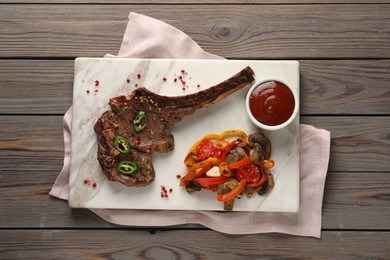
235,164,261,183
196,138,221,161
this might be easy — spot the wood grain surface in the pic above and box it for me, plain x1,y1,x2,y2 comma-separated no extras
0,1,389,259
2,0,390,3
1,4,389,59
1,230,389,259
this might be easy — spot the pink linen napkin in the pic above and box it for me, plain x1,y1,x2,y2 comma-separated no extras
50,12,330,238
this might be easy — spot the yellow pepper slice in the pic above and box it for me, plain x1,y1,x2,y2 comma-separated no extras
185,154,221,171
220,129,247,142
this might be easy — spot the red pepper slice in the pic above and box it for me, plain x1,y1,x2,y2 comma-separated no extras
213,139,228,150
184,155,220,171
179,171,196,186
194,165,211,178
219,140,237,162
194,175,229,186
228,157,252,169
179,165,211,186
217,180,246,202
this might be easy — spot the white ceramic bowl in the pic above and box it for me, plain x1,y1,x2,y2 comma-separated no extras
245,78,299,131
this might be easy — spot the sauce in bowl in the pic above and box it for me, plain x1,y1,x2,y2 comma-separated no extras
249,80,295,126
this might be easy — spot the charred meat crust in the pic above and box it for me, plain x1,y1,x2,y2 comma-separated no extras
95,66,255,187
119,66,254,124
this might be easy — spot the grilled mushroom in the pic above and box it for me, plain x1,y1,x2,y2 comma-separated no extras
185,180,202,194
248,133,271,161
257,169,274,195
249,143,261,163
225,147,247,165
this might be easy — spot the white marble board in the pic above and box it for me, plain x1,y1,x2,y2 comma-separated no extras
69,58,300,212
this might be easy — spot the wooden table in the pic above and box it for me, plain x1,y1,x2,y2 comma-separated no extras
1,1,389,259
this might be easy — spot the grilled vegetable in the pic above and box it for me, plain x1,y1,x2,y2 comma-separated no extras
114,135,131,154
116,161,140,175
133,111,147,132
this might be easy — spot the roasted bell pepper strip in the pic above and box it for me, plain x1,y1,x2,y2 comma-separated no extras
184,155,221,171
116,160,139,175
133,111,147,132
194,165,211,178
194,175,229,186
179,165,211,186
220,129,247,141
217,179,246,202
114,135,131,154
180,171,196,186
213,139,228,150
228,157,252,169
219,140,237,162
202,133,223,141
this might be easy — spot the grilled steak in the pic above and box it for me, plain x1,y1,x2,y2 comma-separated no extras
95,66,255,187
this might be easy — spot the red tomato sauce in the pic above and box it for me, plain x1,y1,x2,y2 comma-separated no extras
249,80,295,126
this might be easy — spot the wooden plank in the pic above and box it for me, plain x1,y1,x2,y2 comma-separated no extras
0,60,74,115
300,60,390,115
1,59,389,115
322,171,390,230
4,0,390,3
0,116,389,229
303,116,390,172
0,170,112,228
0,230,389,259
0,4,389,58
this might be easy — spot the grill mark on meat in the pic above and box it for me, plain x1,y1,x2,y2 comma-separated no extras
95,66,255,187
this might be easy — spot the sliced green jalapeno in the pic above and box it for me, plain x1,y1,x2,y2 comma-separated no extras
114,135,131,154
116,160,140,175
133,111,147,133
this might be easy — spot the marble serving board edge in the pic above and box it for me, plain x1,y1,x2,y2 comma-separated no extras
68,58,300,212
